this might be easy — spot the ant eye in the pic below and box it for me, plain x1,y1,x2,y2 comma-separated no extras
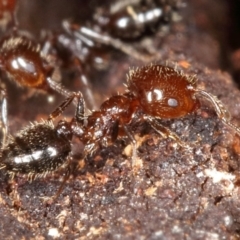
168,98,178,107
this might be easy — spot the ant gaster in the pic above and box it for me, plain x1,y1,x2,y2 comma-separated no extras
1,64,240,199
95,0,181,39
0,36,75,95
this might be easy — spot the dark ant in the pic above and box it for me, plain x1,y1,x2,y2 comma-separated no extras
94,0,181,39
62,0,182,62
1,64,239,200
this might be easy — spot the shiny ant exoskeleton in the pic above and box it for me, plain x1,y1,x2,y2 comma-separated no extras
0,0,74,99
0,90,85,200
0,91,84,178
94,0,181,39
0,36,69,94
0,1,80,106
1,64,240,200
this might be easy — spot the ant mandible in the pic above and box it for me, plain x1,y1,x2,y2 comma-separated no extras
0,64,239,199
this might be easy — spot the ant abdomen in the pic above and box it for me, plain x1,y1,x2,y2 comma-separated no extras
105,5,163,39
0,36,48,89
0,120,72,177
127,65,200,119
98,1,179,40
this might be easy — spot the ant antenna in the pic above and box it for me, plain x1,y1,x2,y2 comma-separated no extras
195,89,240,135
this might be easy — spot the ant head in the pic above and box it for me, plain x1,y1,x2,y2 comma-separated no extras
127,65,200,119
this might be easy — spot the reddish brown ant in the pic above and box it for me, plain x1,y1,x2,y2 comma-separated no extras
76,64,240,161
0,0,95,110
1,64,240,200
0,1,82,113
0,35,81,143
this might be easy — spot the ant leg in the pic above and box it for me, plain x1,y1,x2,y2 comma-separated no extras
0,86,8,146
72,57,97,110
42,35,96,109
47,157,74,203
145,116,189,148
78,27,158,62
46,77,81,107
63,21,158,63
48,92,85,123
195,90,240,136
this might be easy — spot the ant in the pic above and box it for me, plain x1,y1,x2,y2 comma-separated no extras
0,0,78,100
0,64,240,200
62,0,183,62
0,0,99,110
94,0,181,39
0,35,81,144
0,3,90,135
